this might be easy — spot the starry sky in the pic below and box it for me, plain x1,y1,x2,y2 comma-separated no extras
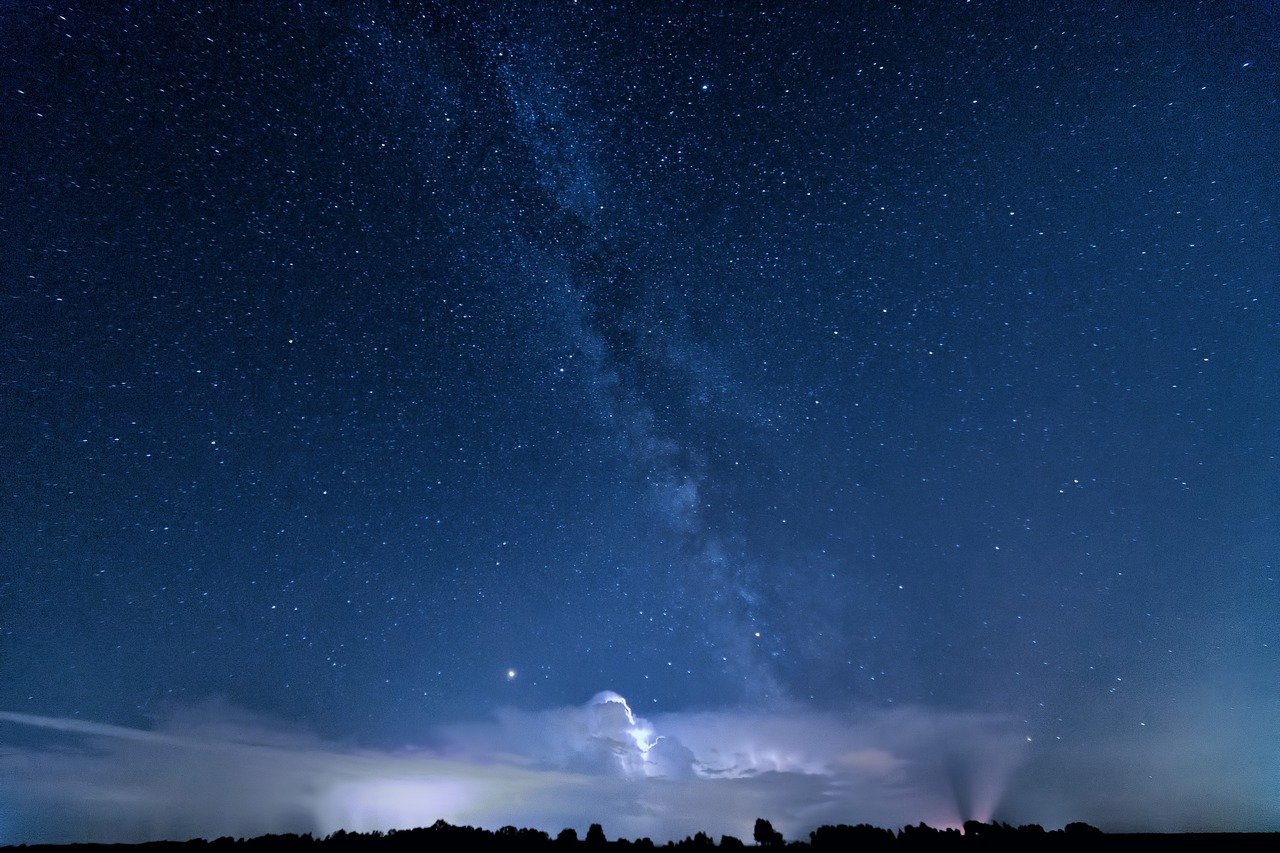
2,0,1278,843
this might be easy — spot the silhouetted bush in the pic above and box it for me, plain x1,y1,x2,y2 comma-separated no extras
754,819,784,847
812,823,896,851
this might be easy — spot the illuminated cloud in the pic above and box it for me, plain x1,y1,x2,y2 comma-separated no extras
0,694,1034,845
6,690,1275,845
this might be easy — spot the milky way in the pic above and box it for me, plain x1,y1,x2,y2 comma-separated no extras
2,1,1277,842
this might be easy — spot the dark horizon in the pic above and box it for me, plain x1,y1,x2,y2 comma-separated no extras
5,817,1280,853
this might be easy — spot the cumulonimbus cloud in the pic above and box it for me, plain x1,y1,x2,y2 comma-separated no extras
10,690,1275,842
0,692,1038,845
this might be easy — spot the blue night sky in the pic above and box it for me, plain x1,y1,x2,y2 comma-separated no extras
2,0,1277,843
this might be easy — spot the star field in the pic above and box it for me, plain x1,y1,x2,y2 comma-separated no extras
2,0,1277,841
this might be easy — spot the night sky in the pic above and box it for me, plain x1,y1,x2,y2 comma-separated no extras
2,0,1278,843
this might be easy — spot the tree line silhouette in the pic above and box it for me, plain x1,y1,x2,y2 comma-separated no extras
8,818,1279,852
